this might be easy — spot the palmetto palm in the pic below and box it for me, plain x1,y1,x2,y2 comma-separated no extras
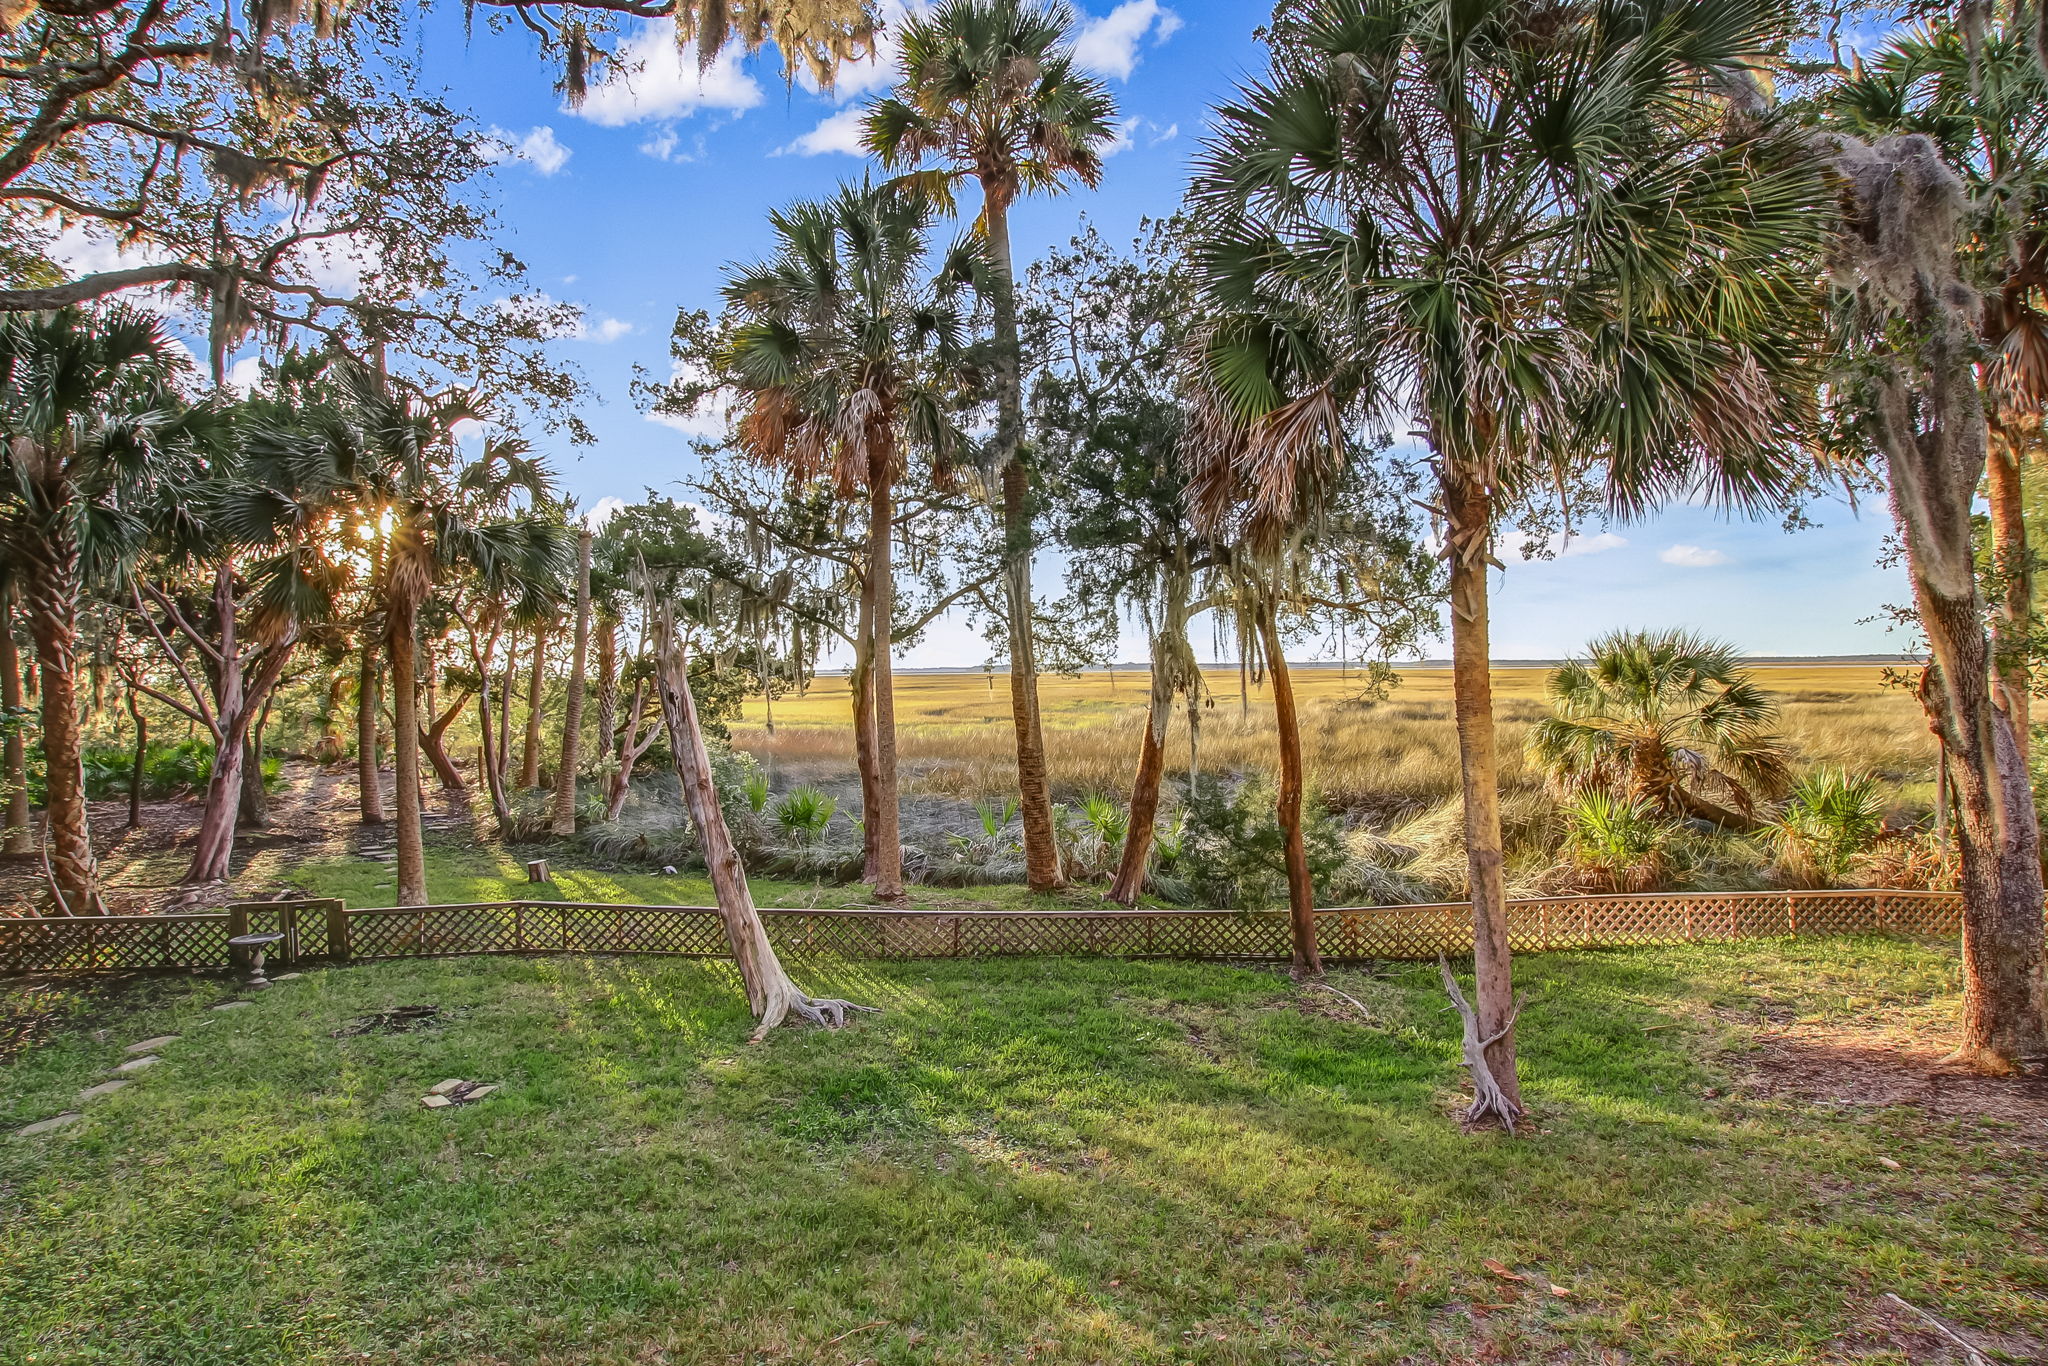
1185,0,1827,1122
0,305,186,914
1529,629,1793,828
711,180,977,900
864,0,1118,891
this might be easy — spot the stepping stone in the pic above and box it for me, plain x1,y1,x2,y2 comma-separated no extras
127,1035,179,1053
212,1001,251,1011
116,1056,160,1073
79,1080,128,1102
16,1113,81,1137
271,973,303,982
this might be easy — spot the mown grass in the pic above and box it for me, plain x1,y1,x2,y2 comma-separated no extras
4,937,2042,1364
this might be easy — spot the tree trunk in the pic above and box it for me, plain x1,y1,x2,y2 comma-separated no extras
1985,420,2032,765
605,683,655,822
985,197,1063,892
187,727,247,887
868,458,904,901
497,638,517,777
21,532,102,914
1255,592,1321,977
476,682,511,829
850,575,882,881
521,624,548,789
421,699,468,791
594,616,618,772
1445,467,1520,1122
357,638,385,824
649,607,871,1039
389,597,428,906
552,530,593,835
1839,134,2048,1070
2,589,33,857
124,688,146,831
1109,668,1171,907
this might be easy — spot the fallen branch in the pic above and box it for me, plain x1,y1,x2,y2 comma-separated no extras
1881,1292,1991,1366
1305,980,1380,1024
1438,954,1525,1133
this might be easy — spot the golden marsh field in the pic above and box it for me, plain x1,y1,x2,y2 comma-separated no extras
732,664,1938,815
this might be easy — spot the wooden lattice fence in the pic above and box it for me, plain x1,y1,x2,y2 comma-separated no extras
0,888,1973,977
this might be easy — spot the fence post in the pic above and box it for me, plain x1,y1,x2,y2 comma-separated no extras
323,899,351,962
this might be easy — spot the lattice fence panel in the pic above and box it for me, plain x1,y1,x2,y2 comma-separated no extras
0,887,2004,976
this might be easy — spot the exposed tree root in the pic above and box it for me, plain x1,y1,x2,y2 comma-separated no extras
751,987,881,1042
1439,955,1525,1133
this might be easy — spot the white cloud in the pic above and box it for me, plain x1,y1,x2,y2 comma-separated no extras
1102,115,1177,156
1073,0,1182,80
574,21,762,126
482,125,572,175
451,418,487,445
585,496,627,529
225,356,264,395
638,127,703,162
1661,543,1731,568
647,360,735,440
1558,531,1627,558
581,316,635,343
778,107,870,157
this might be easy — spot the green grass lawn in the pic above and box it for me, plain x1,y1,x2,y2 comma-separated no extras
3,938,2043,1364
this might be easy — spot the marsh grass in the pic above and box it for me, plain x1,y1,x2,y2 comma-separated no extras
2,938,2040,1364
738,668,1935,817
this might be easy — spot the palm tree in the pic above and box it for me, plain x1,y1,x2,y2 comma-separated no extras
703,181,978,900
321,366,571,905
865,0,1118,891
1529,630,1794,830
0,306,185,914
1185,0,1827,1124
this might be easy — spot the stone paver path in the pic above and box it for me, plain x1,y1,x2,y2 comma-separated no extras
16,1113,81,1136
127,1035,179,1053
79,1080,128,1101
116,1056,160,1073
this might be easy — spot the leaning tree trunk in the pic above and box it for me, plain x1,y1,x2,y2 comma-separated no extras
986,197,1064,892
867,455,905,900
1444,465,1521,1124
649,607,872,1040
552,529,593,836
388,597,428,907
2,589,33,856
1110,574,1198,907
420,694,469,792
521,624,548,789
497,639,517,778
1256,592,1322,978
1837,133,2048,1070
593,615,618,776
1985,419,2032,765
357,638,385,825
21,528,103,914
1109,660,1173,907
604,685,657,822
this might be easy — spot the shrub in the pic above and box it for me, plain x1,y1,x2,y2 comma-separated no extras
773,786,837,845
1769,768,1887,888
1558,790,1672,893
1175,778,1345,910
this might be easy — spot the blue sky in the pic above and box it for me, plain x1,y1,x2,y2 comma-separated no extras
370,4,1915,663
